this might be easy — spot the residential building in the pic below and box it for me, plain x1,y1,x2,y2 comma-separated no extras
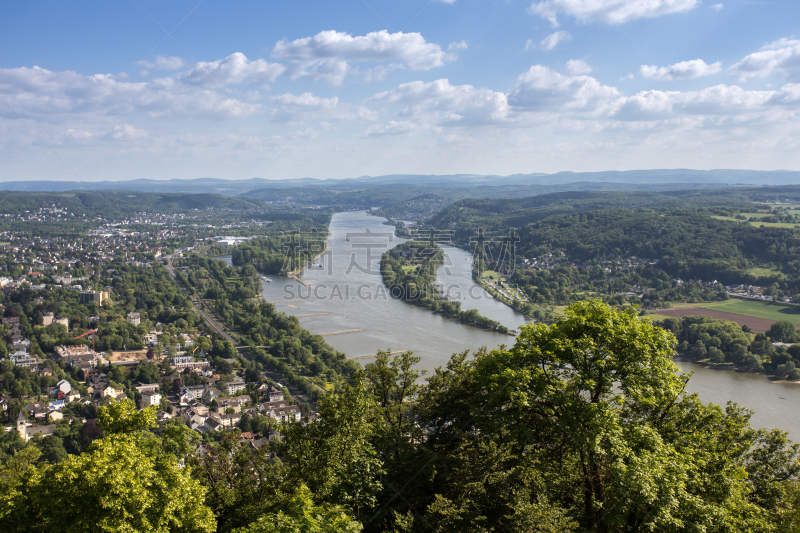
126,312,141,325
55,379,72,395
172,356,210,371
265,385,284,402
226,379,247,396
141,391,161,407
79,290,109,305
179,385,206,401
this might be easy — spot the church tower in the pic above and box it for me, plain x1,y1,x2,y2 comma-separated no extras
16,410,28,441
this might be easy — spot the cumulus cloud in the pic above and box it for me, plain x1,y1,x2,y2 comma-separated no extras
711,3,723,11
271,30,457,85
611,83,789,122
0,65,264,121
566,59,592,75
271,91,377,123
365,121,418,136
508,65,620,113
529,0,699,26
728,38,800,81
177,52,285,86
640,59,721,80
273,92,338,111
371,79,509,125
526,31,571,51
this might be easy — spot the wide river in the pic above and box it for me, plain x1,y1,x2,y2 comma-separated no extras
228,211,800,440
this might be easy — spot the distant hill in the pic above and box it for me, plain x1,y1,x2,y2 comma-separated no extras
2,169,799,195
426,185,800,235
0,191,267,217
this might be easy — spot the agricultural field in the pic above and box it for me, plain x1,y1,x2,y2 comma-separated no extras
698,299,800,324
710,215,800,229
649,298,800,332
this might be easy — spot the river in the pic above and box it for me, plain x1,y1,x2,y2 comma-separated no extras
224,211,800,440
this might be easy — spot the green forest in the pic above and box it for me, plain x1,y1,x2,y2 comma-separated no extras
429,186,800,234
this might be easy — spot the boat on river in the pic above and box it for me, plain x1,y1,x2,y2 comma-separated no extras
262,276,272,283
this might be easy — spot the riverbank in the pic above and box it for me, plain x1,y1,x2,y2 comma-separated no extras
380,241,511,334
286,231,330,286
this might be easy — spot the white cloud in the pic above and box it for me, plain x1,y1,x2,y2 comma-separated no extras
365,121,418,136
178,52,285,86
104,124,148,141
640,59,722,80
620,73,634,80
508,65,620,113
135,55,185,71
711,3,723,11
448,41,468,52
371,79,509,125
527,31,572,51
271,92,377,124
434,0,457,3
611,84,790,123
566,59,592,75
271,30,457,85
529,0,699,26
0,65,265,121
357,64,404,83
728,38,800,82
273,92,338,111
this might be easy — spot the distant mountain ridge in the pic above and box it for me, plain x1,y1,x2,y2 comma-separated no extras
1,169,799,195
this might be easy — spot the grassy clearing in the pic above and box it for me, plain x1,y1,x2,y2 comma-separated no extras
698,299,800,324
748,266,786,278
711,215,800,229
401,265,418,272
481,270,506,281
750,222,800,229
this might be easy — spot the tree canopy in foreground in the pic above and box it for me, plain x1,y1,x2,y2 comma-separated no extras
2,300,800,532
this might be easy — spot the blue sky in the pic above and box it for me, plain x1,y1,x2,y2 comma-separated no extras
1,0,799,182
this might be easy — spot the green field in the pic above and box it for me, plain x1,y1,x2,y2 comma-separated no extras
747,266,786,279
482,270,506,281
711,215,800,229
697,299,800,324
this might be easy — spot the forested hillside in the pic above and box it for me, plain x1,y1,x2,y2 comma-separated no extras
515,210,800,280
428,186,800,234
464,208,800,313
0,191,267,218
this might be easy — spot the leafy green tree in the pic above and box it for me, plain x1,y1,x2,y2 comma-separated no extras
405,301,775,532
233,485,361,533
38,436,67,464
768,321,798,343
1,399,216,532
283,373,384,521
135,361,161,384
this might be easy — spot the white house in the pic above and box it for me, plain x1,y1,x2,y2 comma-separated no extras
226,380,247,395
141,391,161,407
55,379,72,395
